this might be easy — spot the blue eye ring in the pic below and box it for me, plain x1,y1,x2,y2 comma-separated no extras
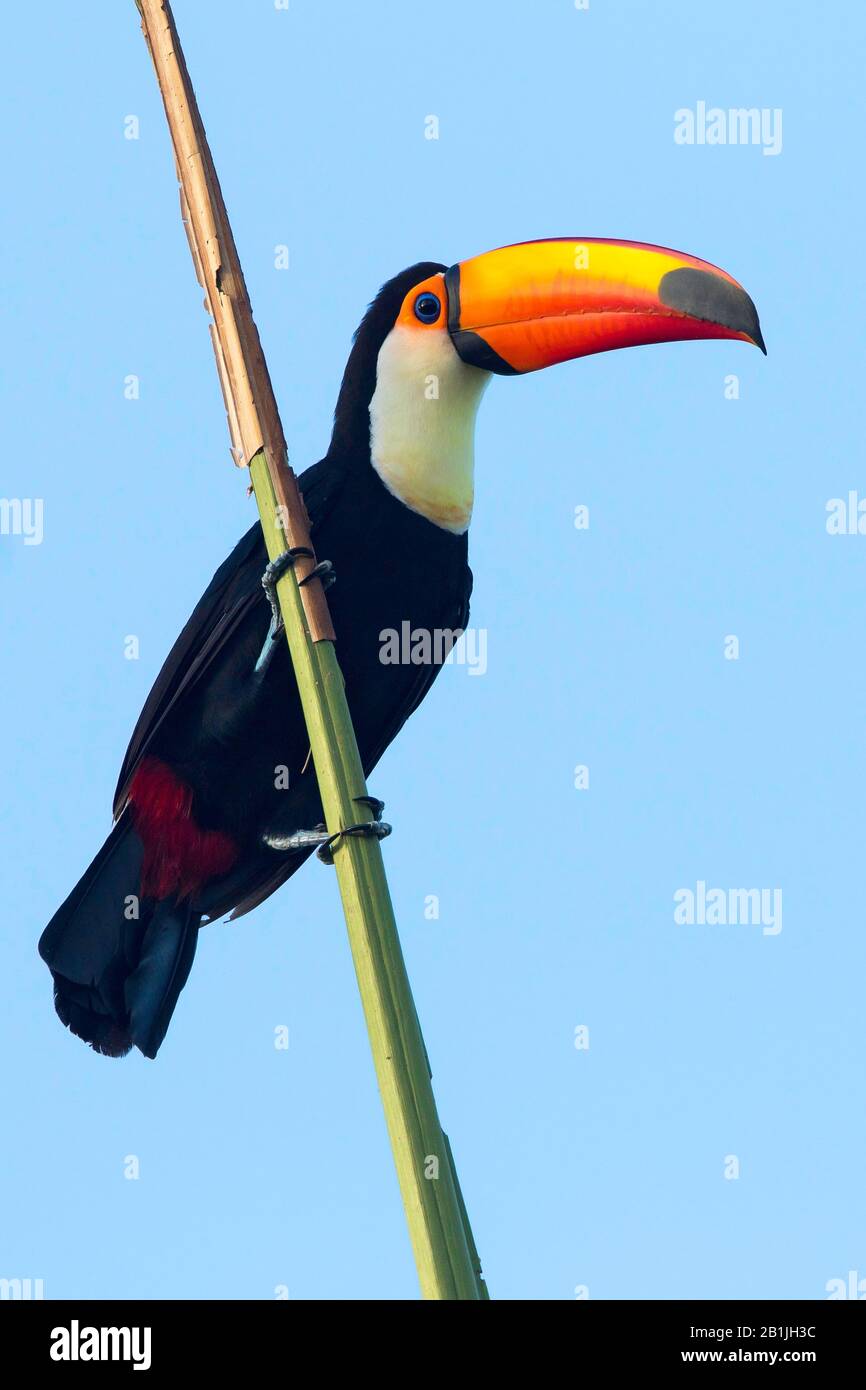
413,291,441,324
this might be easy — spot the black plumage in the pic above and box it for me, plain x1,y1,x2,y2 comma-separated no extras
40,263,472,1056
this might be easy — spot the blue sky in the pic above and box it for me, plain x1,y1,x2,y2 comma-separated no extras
2,0,863,1300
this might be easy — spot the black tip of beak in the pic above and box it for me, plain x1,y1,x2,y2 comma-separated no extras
659,266,767,355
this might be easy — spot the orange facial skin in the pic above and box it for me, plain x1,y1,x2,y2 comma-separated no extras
394,272,448,330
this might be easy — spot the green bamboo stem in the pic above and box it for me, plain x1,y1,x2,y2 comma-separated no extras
250,454,487,1300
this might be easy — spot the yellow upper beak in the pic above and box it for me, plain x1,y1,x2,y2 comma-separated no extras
446,238,765,374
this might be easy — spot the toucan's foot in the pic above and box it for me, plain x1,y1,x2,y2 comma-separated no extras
257,548,316,673
263,549,335,608
263,797,391,863
261,549,310,630
257,551,336,673
298,559,336,592
263,823,330,852
254,610,283,675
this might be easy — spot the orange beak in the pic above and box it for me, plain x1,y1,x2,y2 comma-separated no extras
446,237,765,374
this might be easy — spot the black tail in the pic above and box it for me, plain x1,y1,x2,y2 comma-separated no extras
38,813,200,1059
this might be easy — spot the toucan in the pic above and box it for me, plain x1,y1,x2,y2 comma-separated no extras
39,238,765,1058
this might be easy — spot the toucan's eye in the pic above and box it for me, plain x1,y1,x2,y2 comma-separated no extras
413,292,441,324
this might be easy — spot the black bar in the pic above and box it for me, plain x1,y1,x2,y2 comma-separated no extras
3,1298,863,1372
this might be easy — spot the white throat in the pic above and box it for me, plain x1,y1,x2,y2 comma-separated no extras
368,325,490,534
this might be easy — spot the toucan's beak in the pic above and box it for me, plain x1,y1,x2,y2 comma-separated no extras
446,238,765,374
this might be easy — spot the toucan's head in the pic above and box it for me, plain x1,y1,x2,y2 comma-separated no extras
332,238,765,535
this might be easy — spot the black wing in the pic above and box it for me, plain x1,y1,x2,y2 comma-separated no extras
359,568,473,775
219,565,472,923
113,457,347,816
